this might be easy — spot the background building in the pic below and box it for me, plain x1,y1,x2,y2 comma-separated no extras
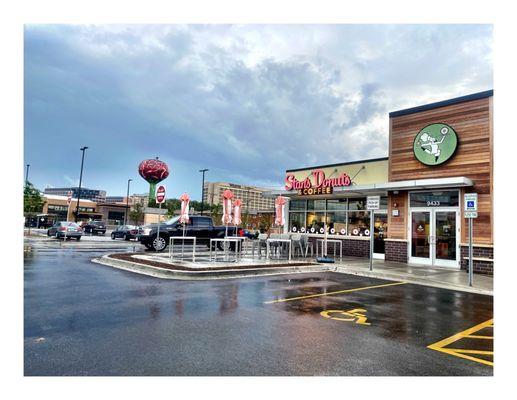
44,187,107,202
104,194,149,206
203,182,275,212
41,194,100,224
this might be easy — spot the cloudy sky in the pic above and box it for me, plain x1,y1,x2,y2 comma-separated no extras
24,24,492,199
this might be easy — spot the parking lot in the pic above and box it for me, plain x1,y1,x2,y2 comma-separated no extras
24,247,493,376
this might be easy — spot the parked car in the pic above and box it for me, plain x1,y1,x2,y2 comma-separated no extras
243,229,259,239
137,215,243,251
83,220,107,235
111,225,139,241
47,221,83,240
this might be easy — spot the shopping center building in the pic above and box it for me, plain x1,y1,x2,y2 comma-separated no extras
273,90,493,274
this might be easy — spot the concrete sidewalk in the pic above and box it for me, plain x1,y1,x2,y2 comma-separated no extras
330,257,493,295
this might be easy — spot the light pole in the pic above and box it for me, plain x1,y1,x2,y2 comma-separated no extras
75,146,88,223
199,169,209,216
125,179,132,225
25,164,30,187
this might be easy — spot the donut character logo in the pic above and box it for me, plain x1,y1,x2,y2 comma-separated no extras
413,123,458,166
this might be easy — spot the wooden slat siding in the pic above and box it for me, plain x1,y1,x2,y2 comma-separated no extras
389,96,492,244
387,192,407,240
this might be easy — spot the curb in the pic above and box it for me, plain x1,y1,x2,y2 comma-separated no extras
331,266,493,296
93,254,332,280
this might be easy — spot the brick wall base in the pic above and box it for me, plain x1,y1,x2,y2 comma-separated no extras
460,245,494,275
307,237,369,258
385,240,408,263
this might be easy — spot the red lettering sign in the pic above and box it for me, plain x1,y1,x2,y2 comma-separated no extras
285,169,351,191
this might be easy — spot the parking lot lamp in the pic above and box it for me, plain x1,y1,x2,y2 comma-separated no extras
199,169,209,215
25,164,30,187
125,179,132,224
75,146,88,222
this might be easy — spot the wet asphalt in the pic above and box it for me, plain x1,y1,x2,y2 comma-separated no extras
24,247,493,376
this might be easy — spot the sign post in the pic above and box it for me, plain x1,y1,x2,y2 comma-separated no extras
367,196,380,271
464,193,478,287
65,190,72,242
155,185,166,251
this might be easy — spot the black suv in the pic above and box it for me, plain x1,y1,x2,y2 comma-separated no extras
138,215,242,251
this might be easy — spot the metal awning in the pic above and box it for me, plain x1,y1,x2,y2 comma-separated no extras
265,176,474,198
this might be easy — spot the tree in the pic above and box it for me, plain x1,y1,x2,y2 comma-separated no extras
165,198,181,218
210,203,222,225
24,182,45,234
129,203,145,226
188,200,209,212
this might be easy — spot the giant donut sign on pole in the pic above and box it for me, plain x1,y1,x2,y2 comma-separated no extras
138,158,169,203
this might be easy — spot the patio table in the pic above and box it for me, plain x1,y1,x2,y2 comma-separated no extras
210,237,243,261
316,238,343,259
266,238,292,261
169,236,197,261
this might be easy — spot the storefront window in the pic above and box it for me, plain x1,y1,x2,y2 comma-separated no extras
409,191,459,207
326,211,347,234
348,211,370,236
47,205,67,220
289,212,305,232
307,200,326,211
380,196,388,209
287,196,387,236
306,211,326,233
290,199,307,211
326,198,348,211
348,198,367,210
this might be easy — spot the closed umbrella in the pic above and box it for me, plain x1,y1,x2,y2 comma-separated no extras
179,193,190,225
233,199,242,236
179,192,190,257
275,196,288,229
222,189,234,237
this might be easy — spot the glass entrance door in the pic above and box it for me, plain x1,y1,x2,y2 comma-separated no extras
410,211,432,265
409,209,459,267
434,210,458,267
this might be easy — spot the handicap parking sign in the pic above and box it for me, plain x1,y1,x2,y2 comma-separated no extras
464,193,478,218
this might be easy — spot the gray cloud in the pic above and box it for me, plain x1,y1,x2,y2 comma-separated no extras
24,24,492,196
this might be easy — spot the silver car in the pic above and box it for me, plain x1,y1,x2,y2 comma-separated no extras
47,221,83,240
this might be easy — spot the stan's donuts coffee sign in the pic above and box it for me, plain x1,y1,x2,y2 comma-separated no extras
285,169,351,195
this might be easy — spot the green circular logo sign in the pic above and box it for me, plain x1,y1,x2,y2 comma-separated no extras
413,123,458,166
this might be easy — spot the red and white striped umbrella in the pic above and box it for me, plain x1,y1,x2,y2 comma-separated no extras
179,192,190,224
275,196,288,226
233,199,243,226
222,190,234,225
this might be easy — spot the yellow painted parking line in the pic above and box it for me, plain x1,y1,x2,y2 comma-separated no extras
427,318,494,367
447,349,493,355
466,335,493,339
264,281,407,304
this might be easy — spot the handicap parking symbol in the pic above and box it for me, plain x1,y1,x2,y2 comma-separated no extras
467,200,475,208
320,308,371,325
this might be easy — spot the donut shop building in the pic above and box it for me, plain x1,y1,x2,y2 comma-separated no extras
275,90,493,274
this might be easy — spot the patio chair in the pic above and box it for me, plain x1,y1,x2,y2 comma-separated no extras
279,233,292,256
268,233,282,257
301,234,314,258
291,233,304,258
256,233,268,257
